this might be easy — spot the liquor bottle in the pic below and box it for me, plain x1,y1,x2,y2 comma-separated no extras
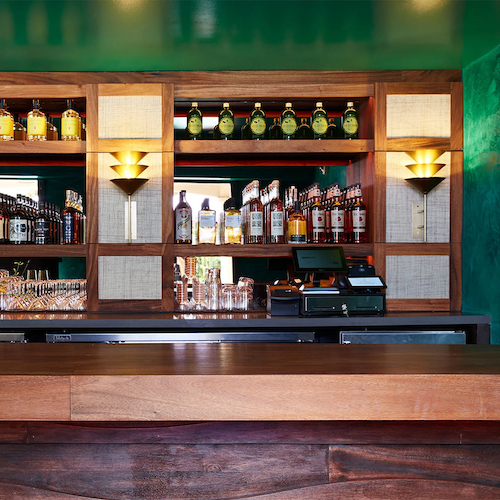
9,195,28,245
311,102,328,139
77,194,86,244
240,118,250,140
35,202,51,244
268,117,281,139
326,117,338,139
288,200,307,244
186,102,203,140
223,197,242,244
344,185,354,243
198,198,216,244
0,194,7,243
0,99,14,141
296,117,312,139
13,114,26,140
218,102,234,140
62,190,79,244
247,181,264,244
331,182,345,244
27,99,47,141
61,100,80,141
280,102,297,140
249,102,267,140
308,183,326,243
268,180,284,244
174,190,192,244
81,117,86,141
324,185,333,242
351,183,367,244
342,101,359,139
46,115,58,140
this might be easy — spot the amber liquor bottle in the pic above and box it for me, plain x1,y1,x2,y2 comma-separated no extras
296,117,312,139
61,100,80,141
0,99,14,141
27,99,47,141
288,201,307,244
351,183,367,244
330,183,345,244
268,180,284,244
247,181,264,244
268,117,281,139
308,183,326,243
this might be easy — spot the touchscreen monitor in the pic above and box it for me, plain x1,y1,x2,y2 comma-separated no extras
292,247,347,273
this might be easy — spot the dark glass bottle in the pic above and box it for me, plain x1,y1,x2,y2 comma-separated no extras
241,118,250,140
268,117,281,139
0,194,8,243
250,102,266,140
326,117,338,139
342,101,359,139
280,102,297,140
311,102,328,139
13,114,26,140
174,190,192,244
186,102,203,140
9,195,28,245
35,202,51,244
62,190,79,244
297,117,312,139
218,102,234,140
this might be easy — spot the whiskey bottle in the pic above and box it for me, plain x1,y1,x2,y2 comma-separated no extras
250,102,267,140
0,99,14,141
13,114,26,141
62,190,79,244
311,102,328,139
27,100,47,141
223,197,242,244
268,117,281,139
35,202,51,245
351,183,367,244
46,115,58,141
287,201,307,244
218,102,234,140
186,102,203,140
61,100,80,141
342,101,358,139
326,117,338,139
241,118,250,140
174,190,192,244
308,183,326,243
247,181,263,244
9,196,28,245
0,194,8,243
198,198,216,244
280,102,297,140
268,180,284,244
297,117,312,139
330,183,345,244
77,194,87,244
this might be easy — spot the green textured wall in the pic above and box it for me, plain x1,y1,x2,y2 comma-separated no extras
463,44,500,344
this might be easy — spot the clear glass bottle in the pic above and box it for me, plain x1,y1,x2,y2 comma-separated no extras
27,99,47,141
268,180,284,244
331,182,345,244
352,183,367,244
247,181,264,244
186,102,203,140
0,99,14,141
218,102,234,140
13,114,26,141
35,202,51,245
198,198,216,244
296,117,312,139
287,200,307,244
308,183,326,243
280,102,297,140
250,102,267,140
342,101,359,139
311,101,328,139
223,197,242,244
175,190,192,244
9,195,28,245
61,100,80,141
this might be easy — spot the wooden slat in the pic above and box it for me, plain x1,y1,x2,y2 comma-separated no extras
0,376,70,420
384,243,450,255
450,151,463,244
0,141,85,154
384,138,452,151
92,139,163,153
97,83,162,96
386,82,453,94
86,243,98,312
450,242,462,312
386,298,450,311
97,300,164,312
162,152,174,244
374,82,387,151
85,84,99,153
162,84,174,152
86,153,99,245
374,152,386,243
97,243,166,256
0,245,86,258
0,84,86,98
451,82,463,150
0,422,27,443
71,373,500,421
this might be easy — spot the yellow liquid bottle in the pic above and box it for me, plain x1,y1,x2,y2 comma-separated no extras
0,99,14,141
61,99,80,141
27,99,47,141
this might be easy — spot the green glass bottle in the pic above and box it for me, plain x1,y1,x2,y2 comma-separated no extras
280,102,297,140
297,117,312,139
342,101,359,139
326,118,338,139
218,102,234,140
311,101,328,139
186,102,203,140
249,102,267,140
268,117,281,139
241,118,250,140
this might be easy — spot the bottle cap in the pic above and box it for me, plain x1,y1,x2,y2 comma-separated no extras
33,99,40,109
316,102,322,108
224,197,237,210
285,102,292,108
192,102,198,107
223,102,230,108
347,101,354,107
201,198,210,210
0,99,5,109
255,102,261,108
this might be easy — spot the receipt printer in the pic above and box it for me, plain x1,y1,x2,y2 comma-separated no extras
267,285,300,316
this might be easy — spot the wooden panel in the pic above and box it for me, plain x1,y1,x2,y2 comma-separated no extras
386,82,453,94
71,374,500,421
386,298,450,311
0,376,70,420
86,243,98,312
86,153,99,244
0,245,86,258
385,243,450,255
86,84,99,152
374,152,386,243
98,243,166,256
0,84,86,98
162,84,174,152
0,422,27,443
0,141,85,154
97,83,162,96
374,82,387,150
97,300,164,312
94,138,163,153
450,151,463,243
451,82,464,150
450,241,462,312
162,152,174,244
384,137,452,151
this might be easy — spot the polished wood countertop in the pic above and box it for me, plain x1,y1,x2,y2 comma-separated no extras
1,343,499,422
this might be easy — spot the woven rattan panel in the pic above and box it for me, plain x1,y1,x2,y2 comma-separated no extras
98,256,162,300
385,255,449,299
386,94,451,138
98,95,162,139
386,152,450,243
98,152,162,244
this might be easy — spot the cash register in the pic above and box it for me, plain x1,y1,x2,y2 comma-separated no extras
267,246,386,316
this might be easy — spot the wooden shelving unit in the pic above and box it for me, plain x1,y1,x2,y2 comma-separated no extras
0,245,86,258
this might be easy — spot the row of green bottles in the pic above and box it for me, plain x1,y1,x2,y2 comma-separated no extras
185,101,359,140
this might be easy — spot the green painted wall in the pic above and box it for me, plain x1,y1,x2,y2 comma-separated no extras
463,44,500,344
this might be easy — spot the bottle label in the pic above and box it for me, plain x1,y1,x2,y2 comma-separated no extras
10,219,28,242
312,210,325,230
333,187,341,197
353,209,366,232
281,117,297,136
225,214,241,228
35,220,50,243
250,116,266,136
332,209,345,230
187,115,202,135
175,208,192,240
288,220,307,243
271,211,284,236
28,116,46,137
312,116,328,135
0,116,13,138
199,213,216,228
61,116,79,137
311,188,320,198
250,212,263,236
343,115,358,135
219,117,234,136
63,213,74,242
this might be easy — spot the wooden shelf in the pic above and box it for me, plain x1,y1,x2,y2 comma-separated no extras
0,141,86,155
174,243,373,258
0,245,86,258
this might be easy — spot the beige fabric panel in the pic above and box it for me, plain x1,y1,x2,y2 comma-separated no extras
98,95,162,139
385,255,449,299
386,152,450,243
98,256,162,300
98,152,162,243
386,94,451,138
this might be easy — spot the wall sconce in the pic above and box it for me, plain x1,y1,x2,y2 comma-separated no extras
404,149,445,243
109,151,149,244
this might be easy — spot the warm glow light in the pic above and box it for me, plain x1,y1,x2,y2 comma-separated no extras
110,151,148,166
410,0,448,13
405,163,445,178
405,149,445,164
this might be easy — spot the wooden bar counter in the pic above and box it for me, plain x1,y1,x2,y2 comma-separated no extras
1,342,500,499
